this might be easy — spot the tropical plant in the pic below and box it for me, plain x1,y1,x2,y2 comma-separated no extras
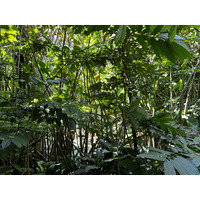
0,25,200,175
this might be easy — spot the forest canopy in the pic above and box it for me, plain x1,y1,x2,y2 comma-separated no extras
0,25,200,175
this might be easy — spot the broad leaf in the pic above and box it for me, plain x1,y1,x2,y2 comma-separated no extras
150,38,162,59
172,156,200,175
11,134,30,148
21,63,31,71
129,99,140,112
99,139,113,151
158,33,184,40
191,156,200,168
62,113,69,128
168,25,177,43
164,160,176,175
74,165,98,175
2,139,11,149
137,152,167,162
128,114,139,130
150,37,176,62
158,40,175,63
136,35,148,51
69,118,76,131
153,25,164,35
170,39,192,59
115,25,127,44
148,147,172,155
133,108,147,121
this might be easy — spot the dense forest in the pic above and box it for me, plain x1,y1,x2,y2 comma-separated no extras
0,25,200,175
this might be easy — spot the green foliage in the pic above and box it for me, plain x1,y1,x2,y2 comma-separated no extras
172,156,200,175
115,25,127,44
169,25,177,43
0,25,200,175
164,160,176,175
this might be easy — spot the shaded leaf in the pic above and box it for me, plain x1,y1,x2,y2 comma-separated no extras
69,118,76,131
137,152,167,162
169,25,177,43
129,99,140,112
2,139,11,149
153,25,164,35
128,114,139,130
191,156,200,168
150,38,162,59
99,139,113,151
62,113,69,128
172,156,200,175
148,147,172,155
21,63,31,71
158,40,175,63
137,35,148,51
115,25,127,44
11,134,30,148
164,160,176,175
158,33,184,40
74,165,98,175
133,108,147,121
12,163,22,173
170,39,192,59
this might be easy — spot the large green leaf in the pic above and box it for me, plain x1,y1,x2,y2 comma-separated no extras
150,37,175,62
128,114,139,130
150,38,162,59
37,60,50,76
119,156,139,172
136,35,148,51
170,39,192,59
99,139,113,151
193,137,200,145
164,160,176,175
69,118,76,131
157,40,175,63
21,63,31,72
191,156,200,168
149,25,157,32
11,134,31,148
115,25,127,44
152,25,165,35
129,99,140,112
62,113,69,128
137,152,167,162
172,156,200,175
148,147,172,155
2,139,11,149
132,108,147,121
168,25,177,43
74,165,99,175
158,33,184,40
187,117,199,129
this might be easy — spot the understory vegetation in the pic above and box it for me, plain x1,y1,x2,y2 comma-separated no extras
1,25,200,175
